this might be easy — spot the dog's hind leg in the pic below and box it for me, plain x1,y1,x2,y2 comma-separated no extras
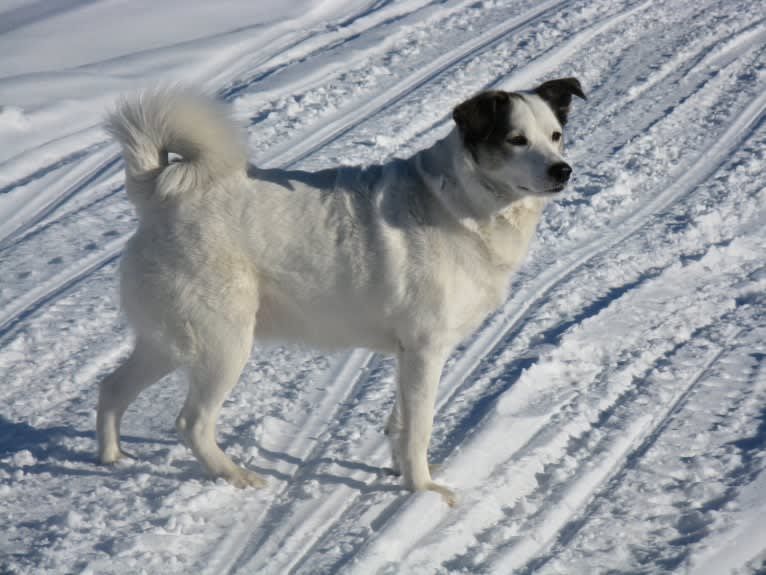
385,397,403,474
97,339,176,463
176,316,265,488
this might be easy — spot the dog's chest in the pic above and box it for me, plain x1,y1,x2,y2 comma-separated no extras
439,207,542,337
432,238,511,339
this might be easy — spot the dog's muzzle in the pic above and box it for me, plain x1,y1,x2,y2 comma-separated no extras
548,162,572,184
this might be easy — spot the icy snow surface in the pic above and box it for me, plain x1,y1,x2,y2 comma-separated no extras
1,0,765,573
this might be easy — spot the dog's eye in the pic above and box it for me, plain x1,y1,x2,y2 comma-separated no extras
507,135,528,146
552,131,562,142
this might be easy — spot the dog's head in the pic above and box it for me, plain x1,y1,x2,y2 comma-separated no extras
453,77,585,202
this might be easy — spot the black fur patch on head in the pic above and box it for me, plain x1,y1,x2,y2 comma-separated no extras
534,77,586,126
453,90,514,157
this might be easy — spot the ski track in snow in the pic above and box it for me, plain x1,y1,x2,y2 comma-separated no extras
1,1,765,574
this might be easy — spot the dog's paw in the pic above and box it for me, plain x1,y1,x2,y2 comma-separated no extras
427,481,457,507
98,447,135,465
225,467,267,489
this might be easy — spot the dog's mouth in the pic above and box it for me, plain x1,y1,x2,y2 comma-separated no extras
514,184,567,196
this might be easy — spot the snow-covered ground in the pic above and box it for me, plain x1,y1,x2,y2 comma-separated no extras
1,0,765,573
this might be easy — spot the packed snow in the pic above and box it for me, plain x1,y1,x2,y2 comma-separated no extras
1,0,764,573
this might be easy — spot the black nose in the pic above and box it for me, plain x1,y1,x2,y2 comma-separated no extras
548,162,572,183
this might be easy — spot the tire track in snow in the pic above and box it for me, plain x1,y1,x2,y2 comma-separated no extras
2,159,122,251
251,0,572,168
503,120,766,574
0,145,118,246
230,352,380,571
620,17,766,105
505,306,756,573
573,13,766,163
497,340,732,574
518,340,734,574
526,294,766,573
217,0,477,101
0,239,123,344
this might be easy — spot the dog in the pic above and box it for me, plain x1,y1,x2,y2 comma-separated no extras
98,78,585,504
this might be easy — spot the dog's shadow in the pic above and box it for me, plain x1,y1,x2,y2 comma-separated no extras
0,415,174,479
229,441,405,495
0,416,403,495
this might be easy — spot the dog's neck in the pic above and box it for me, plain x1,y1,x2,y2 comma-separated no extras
412,130,547,269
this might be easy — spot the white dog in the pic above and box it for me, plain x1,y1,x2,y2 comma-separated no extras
98,79,585,504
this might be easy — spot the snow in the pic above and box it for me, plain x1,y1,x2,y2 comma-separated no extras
1,0,765,574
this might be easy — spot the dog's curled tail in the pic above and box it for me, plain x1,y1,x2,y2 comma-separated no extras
106,88,247,200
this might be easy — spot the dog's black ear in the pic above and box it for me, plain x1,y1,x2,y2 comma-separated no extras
534,77,586,126
453,90,512,149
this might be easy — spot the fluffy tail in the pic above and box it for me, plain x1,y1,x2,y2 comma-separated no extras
106,88,247,200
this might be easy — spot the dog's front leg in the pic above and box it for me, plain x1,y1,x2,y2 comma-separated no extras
396,347,455,506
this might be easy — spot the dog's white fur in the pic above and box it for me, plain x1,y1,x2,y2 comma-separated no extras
98,82,583,504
